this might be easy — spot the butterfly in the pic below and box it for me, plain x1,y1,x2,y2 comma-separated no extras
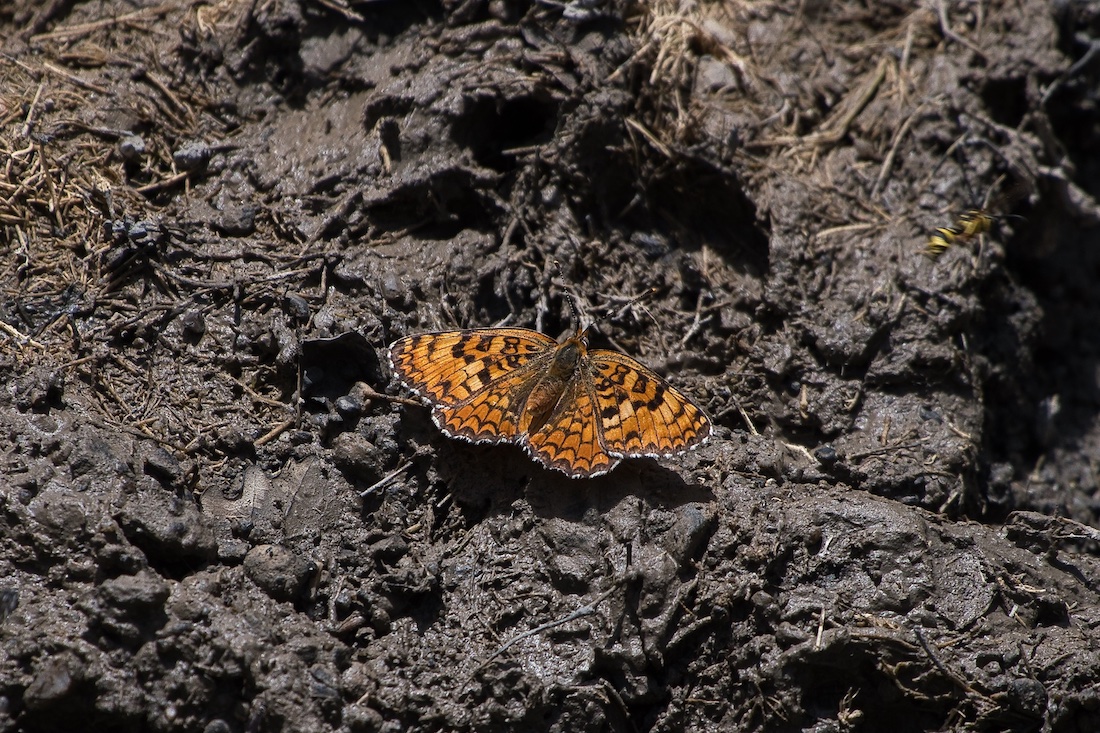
388,326,711,478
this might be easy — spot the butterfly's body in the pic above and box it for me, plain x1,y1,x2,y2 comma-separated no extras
389,327,710,478
515,334,579,432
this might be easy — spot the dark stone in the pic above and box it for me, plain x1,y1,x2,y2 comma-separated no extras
144,447,182,484
98,570,170,613
23,655,79,711
1007,677,1047,717
0,588,19,622
212,203,257,236
814,444,838,464
180,310,206,338
335,394,362,418
284,293,311,321
119,134,145,161
173,140,211,171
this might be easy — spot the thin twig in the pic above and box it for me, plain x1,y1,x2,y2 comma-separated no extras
677,290,710,350
481,582,621,666
314,0,365,22
736,396,757,436
750,58,889,149
29,3,177,43
137,69,194,124
934,0,988,62
254,418,295,447
625,117,672,158
0,319,46,349
815,222,875,239
872,107,920,199
41,62,110,94
913,626,981,696
228,374,294,410
845,440,927,461
360,461,413,497
20,80,44,137
359,384,421,408
135,170,190,195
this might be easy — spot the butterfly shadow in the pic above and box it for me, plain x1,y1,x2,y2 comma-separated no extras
398,400,714,519
429,434,713,520
523,457,714,521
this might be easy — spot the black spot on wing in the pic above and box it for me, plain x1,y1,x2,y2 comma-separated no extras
646,384,668,412
473,367,492,386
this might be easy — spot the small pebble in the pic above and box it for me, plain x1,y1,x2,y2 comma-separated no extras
119,134,146,161
180,310,206,337
283,293,311,321
814,445,838,464
173,140,212,172
335,395,362,418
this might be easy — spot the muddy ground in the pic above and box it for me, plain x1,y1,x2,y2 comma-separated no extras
2,1,1100,731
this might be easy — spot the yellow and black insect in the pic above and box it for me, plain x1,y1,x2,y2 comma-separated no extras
925,208,994,259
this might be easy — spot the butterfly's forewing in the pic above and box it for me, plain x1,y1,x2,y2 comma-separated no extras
389,329,556,405
389,328,556,443
589,350,711,458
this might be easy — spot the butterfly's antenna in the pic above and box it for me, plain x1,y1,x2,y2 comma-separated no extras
564,289,582,333
547,258,577,323
580,287,659,339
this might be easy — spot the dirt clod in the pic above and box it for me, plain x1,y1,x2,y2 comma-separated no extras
244,544,315,603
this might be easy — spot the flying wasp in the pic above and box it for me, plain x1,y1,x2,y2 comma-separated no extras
925,208,994,259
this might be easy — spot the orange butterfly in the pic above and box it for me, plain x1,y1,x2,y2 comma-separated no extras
388,326,711,478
